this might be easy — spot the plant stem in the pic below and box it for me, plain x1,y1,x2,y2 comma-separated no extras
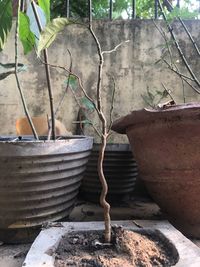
31,0,56,140
88,0,111,243
157,0,200,89
15,0,39,140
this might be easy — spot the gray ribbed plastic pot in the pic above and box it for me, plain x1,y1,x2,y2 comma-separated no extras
0,136,93,243
80,143,138,204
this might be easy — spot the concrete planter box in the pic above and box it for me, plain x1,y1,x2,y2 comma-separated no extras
0,136,93,243
23,220,200,267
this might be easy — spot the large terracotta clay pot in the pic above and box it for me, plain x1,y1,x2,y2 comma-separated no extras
112,103,200,238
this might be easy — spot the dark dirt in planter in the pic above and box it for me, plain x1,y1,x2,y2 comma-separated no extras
54,227,179,267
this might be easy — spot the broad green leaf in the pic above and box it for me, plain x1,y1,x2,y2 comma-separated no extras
19,12,36,54
80,97,95,111
38,0,50,22
0,0,12,51
38,18,73,54
26,3,46,42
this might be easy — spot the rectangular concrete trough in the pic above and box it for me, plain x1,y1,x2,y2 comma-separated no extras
22,220,200,267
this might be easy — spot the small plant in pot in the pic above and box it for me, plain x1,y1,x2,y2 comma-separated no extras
112,0,200,238
21,1,190,266
0,0,93,243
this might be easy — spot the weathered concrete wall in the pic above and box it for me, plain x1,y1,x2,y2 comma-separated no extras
0,20,199,142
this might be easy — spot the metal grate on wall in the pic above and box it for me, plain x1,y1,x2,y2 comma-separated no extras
65,0,200,20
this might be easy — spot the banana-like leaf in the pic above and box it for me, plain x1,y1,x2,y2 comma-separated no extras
38,0,50,23
38,18,73,54
19,12,36,55
0,0,12,51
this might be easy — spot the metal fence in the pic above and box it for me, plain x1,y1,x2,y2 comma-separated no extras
65,0,200,20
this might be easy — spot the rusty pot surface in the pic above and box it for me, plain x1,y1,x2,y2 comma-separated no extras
112,103,200,238
0,135,93,243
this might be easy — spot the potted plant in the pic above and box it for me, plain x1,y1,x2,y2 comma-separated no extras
0,0,93,243
112,0,200,238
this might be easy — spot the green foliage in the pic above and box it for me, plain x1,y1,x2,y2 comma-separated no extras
38,0,50,22
68,75,78,90
50,0,198,19
80,97,95,111
19,12,35,55
136,0,154,19
38,18,72,54
166,6,199,22
0,0,12,51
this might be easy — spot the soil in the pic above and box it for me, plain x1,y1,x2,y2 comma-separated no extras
54,226,178,267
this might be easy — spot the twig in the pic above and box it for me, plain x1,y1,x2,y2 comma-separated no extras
178,18,200,57
164,0,200,56
153,20,174,67
102,40,130,55
15,0,38,140
37,57,100,117
31,1,56,140
157,0,200,89
54,49,72,116
163,59,196,83
163,59,200,94
161,83,175,102
108,77,116,133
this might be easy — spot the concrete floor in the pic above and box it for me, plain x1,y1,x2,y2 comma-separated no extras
0,197,199,267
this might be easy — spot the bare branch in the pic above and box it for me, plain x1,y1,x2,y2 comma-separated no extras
37,56,101,117
54,49,73,116
163,59,196,83
153,20,174,67
157,0,200,89
31,1,56,140
102,40,130,55
178,18,200,57
164,0,200,56
161,82,175,102
15,0,39,140
108,77,116,133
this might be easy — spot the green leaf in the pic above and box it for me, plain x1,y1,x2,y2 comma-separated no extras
38,0,50,23
38,18,73,54
19,12,36,55
68,75,77,90
81,97,95,111
0,0,12,51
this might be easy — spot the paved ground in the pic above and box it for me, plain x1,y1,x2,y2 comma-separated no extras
0,197,160,267
0,197,199,267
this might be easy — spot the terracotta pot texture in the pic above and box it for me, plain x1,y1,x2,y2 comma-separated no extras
112,103,200,238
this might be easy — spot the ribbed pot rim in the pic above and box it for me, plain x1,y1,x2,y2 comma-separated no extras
0,135,92,143
0,135,93,156
92,143,131,152
112,102,200,134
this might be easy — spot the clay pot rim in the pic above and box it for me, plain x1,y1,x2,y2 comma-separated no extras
112,102,200,134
